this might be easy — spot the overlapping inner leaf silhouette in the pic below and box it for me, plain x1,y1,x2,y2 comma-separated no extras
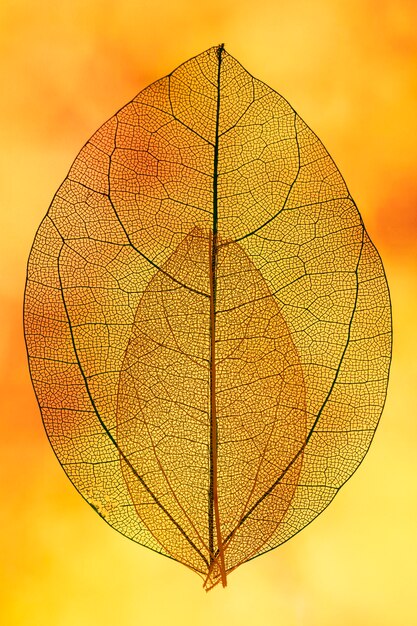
24,45,391,589
117,227,307,584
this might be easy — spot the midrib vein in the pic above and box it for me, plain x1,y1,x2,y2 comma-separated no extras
208,43,227,587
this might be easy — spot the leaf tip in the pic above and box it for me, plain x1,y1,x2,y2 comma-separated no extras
217,43,225,59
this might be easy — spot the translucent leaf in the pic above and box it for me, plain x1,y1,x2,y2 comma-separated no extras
24,45,392,590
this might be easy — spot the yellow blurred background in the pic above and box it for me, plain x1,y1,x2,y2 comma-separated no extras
1,1,416,624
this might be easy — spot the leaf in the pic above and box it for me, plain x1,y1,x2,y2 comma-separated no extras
24,45,392,590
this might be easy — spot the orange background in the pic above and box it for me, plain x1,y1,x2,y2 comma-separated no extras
1,1,416,624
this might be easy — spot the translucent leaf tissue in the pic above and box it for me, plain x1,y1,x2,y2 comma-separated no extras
24,45,392,590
